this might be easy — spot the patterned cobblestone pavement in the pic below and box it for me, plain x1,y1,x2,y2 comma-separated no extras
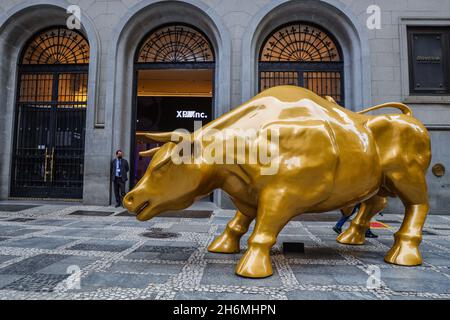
0,203,448,300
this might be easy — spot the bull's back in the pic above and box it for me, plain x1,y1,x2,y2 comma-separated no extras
223,99,383,212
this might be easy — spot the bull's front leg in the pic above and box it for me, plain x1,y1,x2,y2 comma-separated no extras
235,189,295,278
208,210,254,254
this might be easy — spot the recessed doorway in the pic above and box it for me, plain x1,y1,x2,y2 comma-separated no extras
131,24,216,193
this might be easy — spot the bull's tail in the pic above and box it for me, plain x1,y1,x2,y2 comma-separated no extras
358,103,413,117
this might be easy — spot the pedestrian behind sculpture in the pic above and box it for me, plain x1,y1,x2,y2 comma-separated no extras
333,203,379,239
111,150,129,208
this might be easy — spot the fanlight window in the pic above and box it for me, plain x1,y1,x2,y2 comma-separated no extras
21,28,90,65
137,25,214,63
260,23,341,62
258,22,344,105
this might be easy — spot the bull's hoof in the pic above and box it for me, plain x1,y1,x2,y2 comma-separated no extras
208,234,240,254
385,241,422,266
337,224,366,245
235,247,272,278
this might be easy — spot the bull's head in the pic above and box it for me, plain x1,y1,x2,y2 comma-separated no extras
123,132,213,221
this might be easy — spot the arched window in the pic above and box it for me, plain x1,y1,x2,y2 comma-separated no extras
11,27,90,199
259,22,344,104
22,28,90,65
137,25,214,63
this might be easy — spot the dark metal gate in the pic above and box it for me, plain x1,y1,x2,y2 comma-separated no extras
259,23,345,105
10,27,90,199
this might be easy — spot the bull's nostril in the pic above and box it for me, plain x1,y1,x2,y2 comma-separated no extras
124,195,134,207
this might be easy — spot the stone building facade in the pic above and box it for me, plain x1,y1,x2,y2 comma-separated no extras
0,0,449,214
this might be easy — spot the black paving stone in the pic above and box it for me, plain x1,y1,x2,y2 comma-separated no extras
174,291,276,300
0,254,70,275
2,273,68,292
286,290,377,300
381,268,450,294
6,218,36,223
0,255,16,264
118,210,213,219
141,228,179,239
81,272,169,290
28,219,73,226
0,225,28,236
291,264,369,286
4,228,41,237
160,210,213,219
68,243,131,252
0,275,24,289
48,228,122,239
69,210,114,217
134,245,196,253
201,262,282,287
127,245,197,261
0,205,39,212
108,261,183,275
6,237,74,250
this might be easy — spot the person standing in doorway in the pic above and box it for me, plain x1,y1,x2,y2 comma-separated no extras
112,150,129,208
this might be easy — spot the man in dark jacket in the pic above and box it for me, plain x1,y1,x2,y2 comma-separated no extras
112,150,129,208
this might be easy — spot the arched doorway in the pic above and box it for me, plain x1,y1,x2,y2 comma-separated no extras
10,27,90,199
131,24,215,187
258,22,344,105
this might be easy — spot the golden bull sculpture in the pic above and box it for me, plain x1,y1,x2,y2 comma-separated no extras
124,86,431,278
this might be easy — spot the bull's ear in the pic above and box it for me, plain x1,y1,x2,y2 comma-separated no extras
139,147,160,158
324,96,337,104
150,142,177,172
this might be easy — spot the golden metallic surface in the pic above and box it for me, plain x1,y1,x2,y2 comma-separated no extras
124,86,431,278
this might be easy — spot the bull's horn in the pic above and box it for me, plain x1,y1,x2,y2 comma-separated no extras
137,132,191,143
139,147,160,158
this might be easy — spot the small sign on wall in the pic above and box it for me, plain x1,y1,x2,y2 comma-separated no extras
408,27,450,94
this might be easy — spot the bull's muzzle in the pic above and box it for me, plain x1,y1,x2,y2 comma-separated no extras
123,191,149,217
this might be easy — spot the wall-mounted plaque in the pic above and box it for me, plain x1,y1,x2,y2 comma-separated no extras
408,27,450,95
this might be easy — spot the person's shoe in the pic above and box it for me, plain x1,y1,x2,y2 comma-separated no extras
333,226,342,235
115,204,121,208
365,229,378,238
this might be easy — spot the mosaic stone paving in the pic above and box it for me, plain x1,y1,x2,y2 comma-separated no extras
0,203,448,300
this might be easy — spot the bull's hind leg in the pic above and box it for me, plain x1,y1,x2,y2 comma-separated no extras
208,210,254,254
337,195,387,245
384,171,429,266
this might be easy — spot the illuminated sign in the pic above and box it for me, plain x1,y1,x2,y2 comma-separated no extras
176,110,208,119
